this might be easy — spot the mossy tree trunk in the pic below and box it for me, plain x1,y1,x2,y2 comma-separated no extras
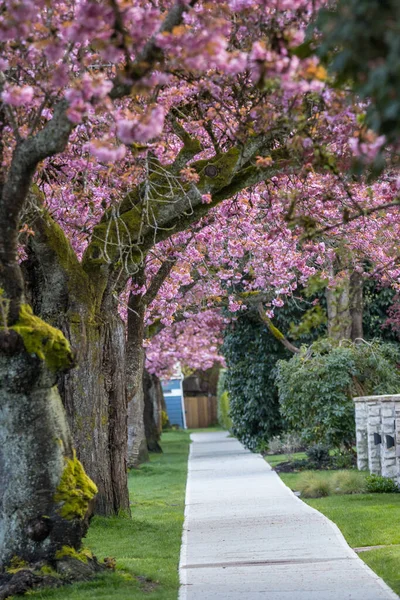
25,215,130,516
326,268,352,341
0,320,96,569
61,305,130,516
325,263,364,342
0,108,97,578
143,369,163,453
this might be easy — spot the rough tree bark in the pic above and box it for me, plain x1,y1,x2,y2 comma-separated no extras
326,268,352,341
126,272,149,467
24,211,130,516
143,368,163,453
350,270,364,341
325,263,364,342
0,330,97,569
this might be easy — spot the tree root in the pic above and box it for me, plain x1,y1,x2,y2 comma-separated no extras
0,557,107,599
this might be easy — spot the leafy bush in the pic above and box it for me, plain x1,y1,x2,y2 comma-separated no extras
216,368,227,402
296,473,333,498
306,445,331,469
222,312,286,450
216,369,232,430
331,451,356,470
222,298,324,451
161,410,169,430
277,338,400,450
218,391,232,430
365,474,399,494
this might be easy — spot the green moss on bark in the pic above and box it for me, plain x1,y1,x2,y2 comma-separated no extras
55,546,93,563
195,147,241,190
6,557,29,574
7,305,74,371
54,451,98,520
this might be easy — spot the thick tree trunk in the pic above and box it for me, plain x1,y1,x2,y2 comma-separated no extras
350,271,364,341
326,270,352,341
127,364,149,466
325,264,364,342
126,281,149,467
25,217,130,516
143,369,163,453
0,331,95,569
61,306,130,516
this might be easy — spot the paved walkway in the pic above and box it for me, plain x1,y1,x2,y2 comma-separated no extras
179,431,398,600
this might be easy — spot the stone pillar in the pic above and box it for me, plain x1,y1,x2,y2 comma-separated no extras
366,400,382,475
354,399,368,471
381,398,396,478
395,403,400,484
354,394,400,480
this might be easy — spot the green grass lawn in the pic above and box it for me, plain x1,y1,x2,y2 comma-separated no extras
30,429,190,600
268,458,400,596
265,451,307,468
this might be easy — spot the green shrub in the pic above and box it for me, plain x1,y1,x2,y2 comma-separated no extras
222,298,324,451
217,369,232,430
332,450,356,470
365,474,399,494
161,410,169,430
217,368,227,403
331,470,367,495
306,445,331,468
277,338,400,450
296,473,333,498
218,391,232,430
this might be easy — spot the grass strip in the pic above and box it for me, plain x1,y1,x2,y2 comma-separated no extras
264,451,307,468
30,429,190,600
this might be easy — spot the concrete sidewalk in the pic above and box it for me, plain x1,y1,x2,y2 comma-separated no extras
179,431,399,600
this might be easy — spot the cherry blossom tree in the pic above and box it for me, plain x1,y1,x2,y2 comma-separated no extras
2,0,400,587
4,0,336,523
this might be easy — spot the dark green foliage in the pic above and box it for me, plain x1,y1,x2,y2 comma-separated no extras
365,474,399,494
216,369,231,430
222,297,323,451
363,279,397,342
277,338,400,449
331,450,357,470
217,370,232,430
317,0,400,146
216,368,227,402
222,312,285,451
306,445,331,469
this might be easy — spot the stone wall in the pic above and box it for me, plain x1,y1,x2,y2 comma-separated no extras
354,395,399,481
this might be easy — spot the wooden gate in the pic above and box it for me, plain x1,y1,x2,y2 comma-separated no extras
184,395,218,429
